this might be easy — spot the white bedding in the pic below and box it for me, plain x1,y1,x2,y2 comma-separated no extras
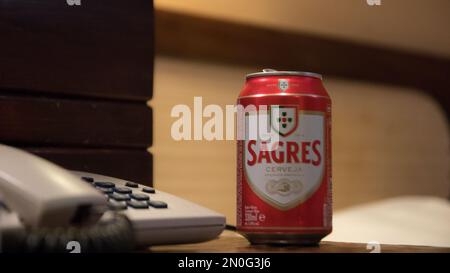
324,196,450,248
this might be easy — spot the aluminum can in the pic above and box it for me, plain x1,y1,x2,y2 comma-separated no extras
236,69,332,245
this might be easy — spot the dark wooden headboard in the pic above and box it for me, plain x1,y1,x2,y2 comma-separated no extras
0,1,154,185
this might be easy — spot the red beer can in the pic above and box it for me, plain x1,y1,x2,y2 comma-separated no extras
236,69,332,245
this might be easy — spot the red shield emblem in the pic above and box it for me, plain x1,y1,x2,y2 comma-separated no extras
271,106,298,137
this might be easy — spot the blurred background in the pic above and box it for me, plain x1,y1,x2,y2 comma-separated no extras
151,0,450,247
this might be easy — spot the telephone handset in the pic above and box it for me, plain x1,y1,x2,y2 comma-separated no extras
0,144,106,227
0,144,134,252
0,144,226,252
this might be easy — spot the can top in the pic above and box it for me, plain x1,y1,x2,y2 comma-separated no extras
246,69,323,80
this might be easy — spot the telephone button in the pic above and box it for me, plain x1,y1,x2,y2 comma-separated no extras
125,182,139,188
108,193,131,201
148,200,168,208
127,200,149,209
97,187,114,194
115,187,132,194
130,193,150,201
81,176,94,183
108,200,127,210
142,187,155,194
94,181,115,188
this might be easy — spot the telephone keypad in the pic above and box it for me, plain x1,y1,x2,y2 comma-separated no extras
88,178,167,210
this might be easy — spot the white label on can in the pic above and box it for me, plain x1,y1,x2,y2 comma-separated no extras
244,106,325,210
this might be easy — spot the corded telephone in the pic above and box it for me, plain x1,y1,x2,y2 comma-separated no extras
0,144,225,252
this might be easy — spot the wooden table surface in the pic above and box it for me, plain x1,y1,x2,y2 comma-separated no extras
148,230,450,253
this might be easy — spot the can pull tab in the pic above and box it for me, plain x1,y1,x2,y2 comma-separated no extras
262,69,277,73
